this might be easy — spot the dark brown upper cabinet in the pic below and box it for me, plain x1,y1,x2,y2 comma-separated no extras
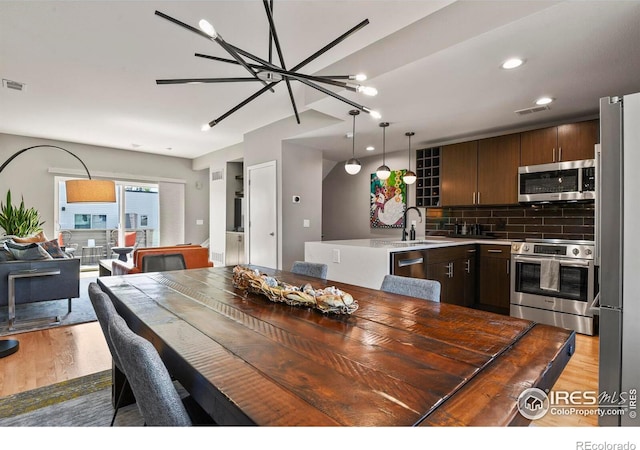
520,119,598,166
441,134,520,206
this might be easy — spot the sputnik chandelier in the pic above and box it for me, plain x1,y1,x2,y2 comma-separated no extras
155,1,381,130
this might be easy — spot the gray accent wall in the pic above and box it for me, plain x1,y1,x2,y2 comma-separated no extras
282,142,323,271
322,149,423,241
0,133,209,245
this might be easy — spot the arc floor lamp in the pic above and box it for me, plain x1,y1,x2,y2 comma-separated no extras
0,145,115,358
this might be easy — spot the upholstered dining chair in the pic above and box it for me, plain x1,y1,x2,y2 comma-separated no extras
108,314,193,426
291,261,328,279
380,274,441,302
141,253,187,273
87,282,130,426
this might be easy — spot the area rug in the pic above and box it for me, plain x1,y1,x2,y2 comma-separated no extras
0,276,98,337
0,370,144,426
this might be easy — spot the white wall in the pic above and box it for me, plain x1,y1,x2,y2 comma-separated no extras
0,133,209,245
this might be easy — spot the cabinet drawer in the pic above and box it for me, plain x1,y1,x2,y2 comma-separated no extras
426,244,476,264
479,244,510,257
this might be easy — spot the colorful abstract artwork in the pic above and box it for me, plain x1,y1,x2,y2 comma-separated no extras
370,169,407,228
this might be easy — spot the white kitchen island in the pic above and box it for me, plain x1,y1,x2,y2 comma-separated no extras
304,237,512,289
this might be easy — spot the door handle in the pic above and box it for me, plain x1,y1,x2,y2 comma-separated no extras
472,192,476,205
269,232,275,236
552,148,556,162
559,147,562,161
465,259,471,273
487,249,503,253
446,262,454,278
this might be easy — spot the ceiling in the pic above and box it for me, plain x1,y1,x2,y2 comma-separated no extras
2,1,640,163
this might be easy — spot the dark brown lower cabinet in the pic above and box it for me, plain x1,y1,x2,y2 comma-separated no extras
476,244,511,315
425,245,476,307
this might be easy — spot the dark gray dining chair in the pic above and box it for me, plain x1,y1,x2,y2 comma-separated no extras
380,274,441,302
141,253,186,273
87,282,129,426
291,261,328,279
108,314,193,426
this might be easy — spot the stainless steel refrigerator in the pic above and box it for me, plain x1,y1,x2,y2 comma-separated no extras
597,92,640,426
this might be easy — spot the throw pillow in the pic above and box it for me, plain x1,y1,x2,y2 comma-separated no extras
40,239,68,259
0,246,15,262
14,231,48,243
4,241,53,261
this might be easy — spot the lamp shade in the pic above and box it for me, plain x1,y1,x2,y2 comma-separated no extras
65,179,116,203
345,158,362,175
403,170,417,185
376,165,391,180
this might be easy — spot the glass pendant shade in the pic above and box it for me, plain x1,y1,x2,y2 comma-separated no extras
376,165,391,180
345,158,362,175
403,131,416,185
377,122,391,180
403,170,417,185
345,110,361,175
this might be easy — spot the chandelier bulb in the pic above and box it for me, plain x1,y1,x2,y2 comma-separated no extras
199,19,218,39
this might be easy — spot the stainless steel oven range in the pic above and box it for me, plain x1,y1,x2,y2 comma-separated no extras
510,239,597,335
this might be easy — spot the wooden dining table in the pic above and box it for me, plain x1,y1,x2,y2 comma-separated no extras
97,265,575,426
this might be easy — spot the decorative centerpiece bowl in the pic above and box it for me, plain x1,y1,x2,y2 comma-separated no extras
232,265,358,315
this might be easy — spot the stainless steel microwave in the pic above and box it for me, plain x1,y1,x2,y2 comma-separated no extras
518,159,596,203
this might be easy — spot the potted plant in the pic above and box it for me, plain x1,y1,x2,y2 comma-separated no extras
0,190,45,237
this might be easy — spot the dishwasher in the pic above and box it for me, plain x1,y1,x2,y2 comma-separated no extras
391,250,426,278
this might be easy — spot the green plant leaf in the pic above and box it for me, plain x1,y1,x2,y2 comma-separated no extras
0,189,45,237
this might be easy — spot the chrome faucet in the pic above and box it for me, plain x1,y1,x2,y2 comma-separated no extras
402,206,423,241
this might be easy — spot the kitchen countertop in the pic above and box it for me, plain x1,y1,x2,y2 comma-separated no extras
305,237,516,289
316,236,515,252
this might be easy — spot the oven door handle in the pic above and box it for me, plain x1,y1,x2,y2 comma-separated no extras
512,254,592,267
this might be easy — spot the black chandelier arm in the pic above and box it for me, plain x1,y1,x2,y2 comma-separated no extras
215,51,357,91
291,18,369,72
207,82,280,128
156,77,261,85
194,52,360,83
268,0,274,64
0,145,92,179
155,10,272,92
229,45,371,114
262,0,299,124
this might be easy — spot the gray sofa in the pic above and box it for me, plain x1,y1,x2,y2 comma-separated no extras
0,258,80,308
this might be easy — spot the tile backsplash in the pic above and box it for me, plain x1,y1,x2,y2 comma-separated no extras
425,202,595,241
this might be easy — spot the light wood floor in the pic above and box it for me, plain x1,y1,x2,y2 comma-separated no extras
0,323,598,426
0,322,111,397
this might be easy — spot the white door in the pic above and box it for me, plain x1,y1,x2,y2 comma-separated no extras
247,161,277,268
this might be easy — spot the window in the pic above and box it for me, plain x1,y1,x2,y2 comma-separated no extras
74,214,91,229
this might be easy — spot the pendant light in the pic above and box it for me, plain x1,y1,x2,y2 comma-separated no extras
344,109,362,175
376,122,391,180
403,132,417,185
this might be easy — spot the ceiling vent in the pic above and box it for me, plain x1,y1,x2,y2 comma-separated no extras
515,105,550,116
2,79,26,91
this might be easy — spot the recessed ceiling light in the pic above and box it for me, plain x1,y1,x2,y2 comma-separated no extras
366,146,375,151
501,58,524,69
535,97,554,105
